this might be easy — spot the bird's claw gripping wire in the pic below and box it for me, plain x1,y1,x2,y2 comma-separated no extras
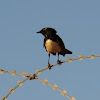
47,63,53,70
57,60,62,65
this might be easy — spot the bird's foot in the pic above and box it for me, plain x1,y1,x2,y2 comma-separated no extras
47,63,52,70
57,60,62,65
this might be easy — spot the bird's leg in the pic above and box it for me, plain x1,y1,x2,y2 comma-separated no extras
57,53,62,65
47,53,52,69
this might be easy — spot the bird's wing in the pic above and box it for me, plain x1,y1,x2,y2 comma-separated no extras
55,35,65,49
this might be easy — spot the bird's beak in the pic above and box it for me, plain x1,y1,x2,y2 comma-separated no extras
37,31,41,33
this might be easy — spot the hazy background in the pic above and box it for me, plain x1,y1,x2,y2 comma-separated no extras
0,0,100,100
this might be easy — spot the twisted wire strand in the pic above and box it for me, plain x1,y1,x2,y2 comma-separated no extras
1,55,100,100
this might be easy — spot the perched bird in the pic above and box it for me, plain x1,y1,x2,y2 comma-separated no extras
37,27,72,69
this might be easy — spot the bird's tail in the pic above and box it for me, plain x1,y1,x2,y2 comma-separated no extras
65,48,72,54
60,49,72,56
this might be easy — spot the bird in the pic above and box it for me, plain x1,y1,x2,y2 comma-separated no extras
37,27,72,69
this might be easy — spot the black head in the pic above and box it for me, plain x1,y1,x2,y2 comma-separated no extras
37,27,57,37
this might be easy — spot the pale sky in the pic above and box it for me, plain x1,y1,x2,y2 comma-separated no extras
0,0,100,100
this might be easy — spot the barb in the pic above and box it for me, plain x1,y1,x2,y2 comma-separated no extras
0,55,100,100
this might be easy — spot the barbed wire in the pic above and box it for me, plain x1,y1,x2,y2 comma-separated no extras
0,55,99,76
0,55,100,100
1,77,29,100
36,78,76,100
1,77,76,100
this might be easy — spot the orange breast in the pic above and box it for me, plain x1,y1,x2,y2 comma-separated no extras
45,39,61,53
